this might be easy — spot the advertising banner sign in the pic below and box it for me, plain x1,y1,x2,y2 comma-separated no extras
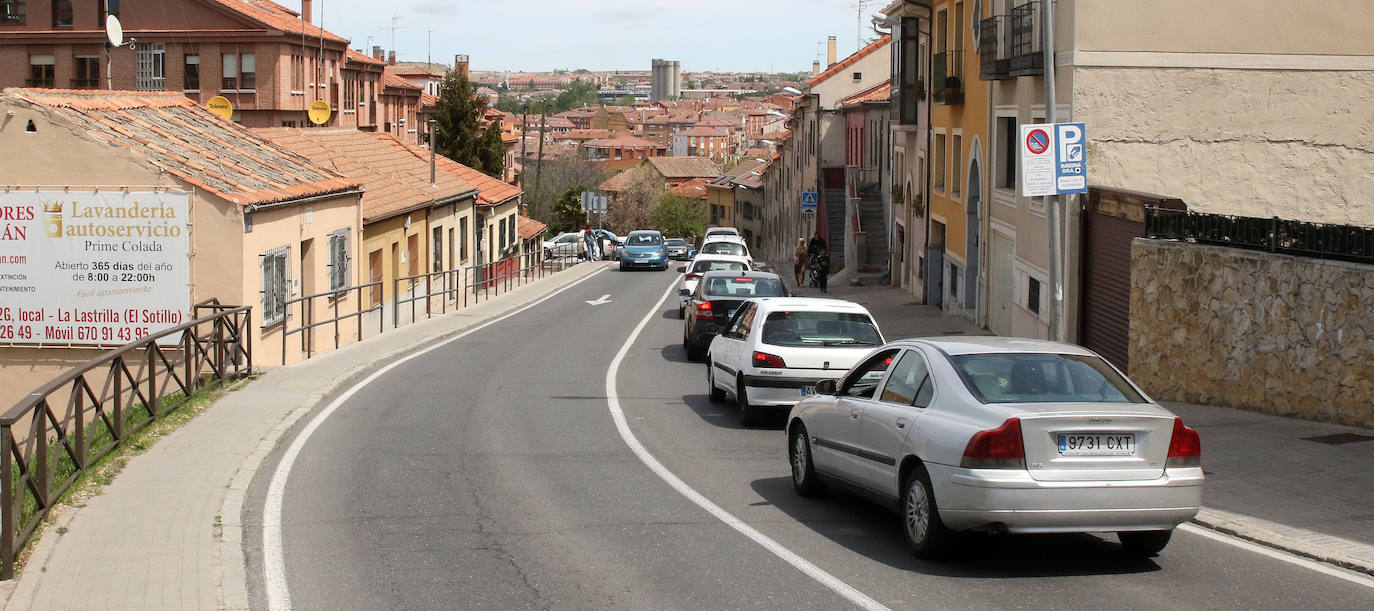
0,190,190,346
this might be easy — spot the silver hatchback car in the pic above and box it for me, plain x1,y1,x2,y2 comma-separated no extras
786,337,1203,559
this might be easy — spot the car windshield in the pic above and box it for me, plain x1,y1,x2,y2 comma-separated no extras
948,353,1147,404
703,276,783,298
628,234,663,246
692,260,746,273
665,238,686,246
760,311,882,347
701,242,746,256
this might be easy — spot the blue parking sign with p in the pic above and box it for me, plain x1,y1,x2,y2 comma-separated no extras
1054,123,1087,194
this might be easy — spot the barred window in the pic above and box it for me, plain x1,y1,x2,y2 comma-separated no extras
328,229,350,291
261,247,289,326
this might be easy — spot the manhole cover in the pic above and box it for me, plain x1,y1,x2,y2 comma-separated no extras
1302,433,1374,445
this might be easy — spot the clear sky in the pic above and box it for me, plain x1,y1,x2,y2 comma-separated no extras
305,0,888,73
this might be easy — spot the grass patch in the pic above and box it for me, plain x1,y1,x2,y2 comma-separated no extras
9,373,258,576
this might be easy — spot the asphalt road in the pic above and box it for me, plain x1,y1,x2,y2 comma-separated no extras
247,262,1374,610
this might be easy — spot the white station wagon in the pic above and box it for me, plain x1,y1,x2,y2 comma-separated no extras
706,298,884,426
786,337,1203,559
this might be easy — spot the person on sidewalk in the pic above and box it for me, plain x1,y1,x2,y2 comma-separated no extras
807,231,827,260
793,237,807,285
815,247,830,293
583,223,598,260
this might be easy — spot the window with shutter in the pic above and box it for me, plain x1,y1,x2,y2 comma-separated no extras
261,247,289,325
328,230,349,291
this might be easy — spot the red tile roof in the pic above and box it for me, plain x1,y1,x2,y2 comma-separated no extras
9,88,359,207
678,126,729,138
809,35,892,87
254,128,478,223
345,48,386,67
842,79,892,106
586,136,661,150
388,64,444,77
558,129,613,140
213,0,348,43
760,130,792,142
647,157,722,179
598,170,637,192
670,177,709,199
517,216,548,240
381,72,422,91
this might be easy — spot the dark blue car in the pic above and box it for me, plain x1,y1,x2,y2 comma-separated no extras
619,230,669,271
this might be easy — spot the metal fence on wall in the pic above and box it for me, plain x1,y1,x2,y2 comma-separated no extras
1144,208,1374,265
0,302,252,578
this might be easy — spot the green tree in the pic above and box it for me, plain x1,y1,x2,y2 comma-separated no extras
477,121,505,179
615,95,636,107
651,194,708,238
555,80,600,112
551,187,590,234
432,70,504,176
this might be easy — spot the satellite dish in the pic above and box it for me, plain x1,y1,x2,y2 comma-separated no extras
105,14,124,47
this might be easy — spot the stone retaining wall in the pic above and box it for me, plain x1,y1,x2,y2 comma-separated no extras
1130,239,1374,427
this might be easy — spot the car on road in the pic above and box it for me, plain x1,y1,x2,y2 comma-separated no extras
619,230,669,271
542,232,585,259
706,298,884,425
594,229,623,261
682,271,785,361
665,237,695,260
677,254,752,317
785,337,1204,559
704,226,741,240
698,236,752,267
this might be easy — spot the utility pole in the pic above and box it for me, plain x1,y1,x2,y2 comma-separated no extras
1042,0,1061,341
519,104,529,189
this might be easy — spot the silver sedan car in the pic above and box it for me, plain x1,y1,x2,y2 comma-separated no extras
786,337,1203,559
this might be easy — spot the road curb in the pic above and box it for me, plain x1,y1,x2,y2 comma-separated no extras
1192,508,1374,578
207,263,603,610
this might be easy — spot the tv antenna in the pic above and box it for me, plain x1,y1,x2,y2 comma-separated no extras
854,0,878,51
380,15,404,59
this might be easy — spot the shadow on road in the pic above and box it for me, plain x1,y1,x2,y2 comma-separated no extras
679,391,788,431
660,341,692,364
750,476,1163,578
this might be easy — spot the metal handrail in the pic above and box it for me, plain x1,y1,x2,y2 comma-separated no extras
280,282,384,365
1,305,252,579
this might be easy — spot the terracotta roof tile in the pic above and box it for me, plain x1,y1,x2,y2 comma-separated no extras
841,79,892,106
647,157,722,179
388,140,521,207
345,48,386,66
677,126,729,137
586,135,661,149
670,177,709,199
598,170,637,192
212,0,348,43
381,72,422,91
809,35,891,87
558,129,613,140
254,128,478,222
517,216,548,240
8,88,359,207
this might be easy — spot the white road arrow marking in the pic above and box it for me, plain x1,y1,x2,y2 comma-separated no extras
586,294,612,306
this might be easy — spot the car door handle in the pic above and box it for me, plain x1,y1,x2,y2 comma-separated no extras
895,418,908,429
849,408,860,419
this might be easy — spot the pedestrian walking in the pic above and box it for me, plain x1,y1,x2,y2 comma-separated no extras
807,231,827,260
793,237,807,285
583,223,598,260
815,247,830,294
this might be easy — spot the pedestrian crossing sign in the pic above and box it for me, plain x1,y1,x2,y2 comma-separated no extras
801,191,818,212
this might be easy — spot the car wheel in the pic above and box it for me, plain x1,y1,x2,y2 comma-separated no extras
707,362,726,402
789,424,826,497
685,338,705,361
619,261,627,271
677,305,685,319
737,374,759,427
1118,530,1173,555
902,464,953,559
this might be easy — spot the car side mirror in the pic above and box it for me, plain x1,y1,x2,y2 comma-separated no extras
678,289,689,296
815,380,837,395
677,266,686,273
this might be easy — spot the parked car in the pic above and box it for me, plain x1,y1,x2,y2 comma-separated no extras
677,254,752,317
706,298,883,425
543,232,585,259
619,230,669,271
698,236,752,266
594,229,623,261
785,337,1204,559
665,237,695,260
682,270,785,361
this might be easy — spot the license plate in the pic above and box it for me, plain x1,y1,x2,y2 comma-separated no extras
799,385,816,397
1057,433,1135,456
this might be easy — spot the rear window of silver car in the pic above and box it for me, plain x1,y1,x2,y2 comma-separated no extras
701,242,746,256
693,260,746,273
949,353,1147,404
703,276,783,298
760,311,882,347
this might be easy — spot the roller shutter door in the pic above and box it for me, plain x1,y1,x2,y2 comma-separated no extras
1079,210,1141,372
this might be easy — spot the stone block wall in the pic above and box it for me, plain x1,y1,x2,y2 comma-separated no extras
1130,239,1374,427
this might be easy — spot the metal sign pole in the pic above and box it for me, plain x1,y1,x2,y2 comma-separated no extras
1043,0,1060,341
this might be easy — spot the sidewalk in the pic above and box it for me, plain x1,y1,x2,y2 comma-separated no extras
769,259,1374,576
0,262,606,611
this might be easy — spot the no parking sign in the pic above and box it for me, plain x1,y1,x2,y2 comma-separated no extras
1020,122,1087,196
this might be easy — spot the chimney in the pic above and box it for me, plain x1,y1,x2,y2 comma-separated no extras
827,36,837,68
388,50,396,66
301,0,312,24
372,45,383,61
812,59,821,76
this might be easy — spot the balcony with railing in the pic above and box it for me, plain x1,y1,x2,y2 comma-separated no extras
932,50,964,105
1009,1,1044,77
978,16,1012,80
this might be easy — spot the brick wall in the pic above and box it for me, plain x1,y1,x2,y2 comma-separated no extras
1130,239,1374,427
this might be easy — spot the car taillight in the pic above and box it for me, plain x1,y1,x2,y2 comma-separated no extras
1165,417,1201,468
695,301,713,318
752,351,786,368
960,418,1025,469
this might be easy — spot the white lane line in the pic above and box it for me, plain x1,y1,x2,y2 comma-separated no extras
262,267,607,611
604,279,890,611
1178,524,1374,589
